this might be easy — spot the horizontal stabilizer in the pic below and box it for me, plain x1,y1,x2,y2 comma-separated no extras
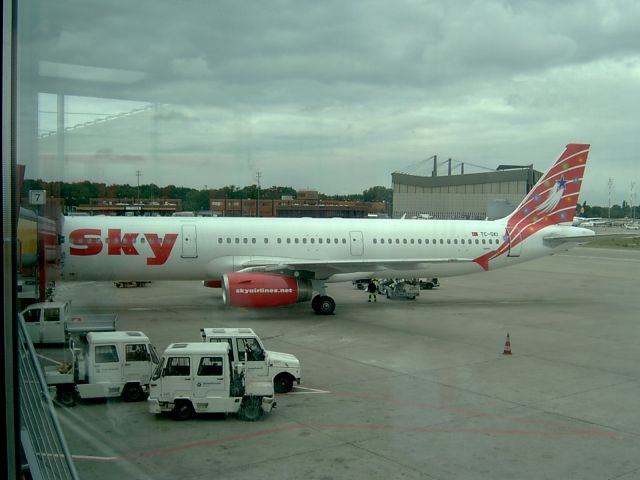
543,232,638,247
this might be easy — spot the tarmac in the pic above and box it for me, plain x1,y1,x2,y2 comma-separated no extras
38,246,640,480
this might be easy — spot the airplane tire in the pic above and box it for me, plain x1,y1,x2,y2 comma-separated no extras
311,295,322,312
316,296,335,315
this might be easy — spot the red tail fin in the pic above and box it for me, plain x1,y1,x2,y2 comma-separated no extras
505,143,590,239
474,143,590,271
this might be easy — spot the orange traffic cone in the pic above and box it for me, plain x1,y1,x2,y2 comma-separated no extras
503,333,512,355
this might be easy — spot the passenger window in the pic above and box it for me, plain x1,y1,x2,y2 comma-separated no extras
403,239,407,244
252,238,256,244
295,238,299,244
218,238,223,244
454,239,458,244
410,239,414,244
380,238,385,244
235,238,240,244
286,238,291,244
164,357,190,376
373,239,377,244
310,238,315,244
395,239,400,244
303,238,307,244
264,238,269,244
197,357,223,376
342,238,347,244
23,309,40,323
95,345,119,363
482,239,486,244
243,238,248,244
277,238,282,244
44,308,60,322
126,344,149,362
226,237,231,244
319,238,323,244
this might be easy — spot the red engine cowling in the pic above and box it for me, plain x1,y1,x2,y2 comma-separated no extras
222,272,313,308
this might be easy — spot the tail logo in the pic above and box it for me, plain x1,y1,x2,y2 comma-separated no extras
473,144,590,271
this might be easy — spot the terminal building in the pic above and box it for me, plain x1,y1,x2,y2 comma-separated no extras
392,165,542,220
211,191,387,218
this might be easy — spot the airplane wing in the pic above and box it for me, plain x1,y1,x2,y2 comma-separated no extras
237,256,476,279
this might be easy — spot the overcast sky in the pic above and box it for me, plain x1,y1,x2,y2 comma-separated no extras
23,0,640,206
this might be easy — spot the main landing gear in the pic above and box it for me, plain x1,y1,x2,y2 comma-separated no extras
311,295,335,315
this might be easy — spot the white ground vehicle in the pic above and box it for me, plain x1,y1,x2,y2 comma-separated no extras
21,301,117,344
200,327,301,393
419,278,440,290
379,279,420,299
148,342,276,421
45,331,159,406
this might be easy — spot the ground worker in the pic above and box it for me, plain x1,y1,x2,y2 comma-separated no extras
367,279,378,302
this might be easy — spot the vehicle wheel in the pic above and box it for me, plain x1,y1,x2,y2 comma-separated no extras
425,283,433,290
122,383,144,402
172,401,194,420
408,296,416,300
273,373,294,393
56,386,76,407
317,296,335,315
238,396,262,421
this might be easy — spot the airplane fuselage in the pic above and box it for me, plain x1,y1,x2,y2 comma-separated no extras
60,216,592,282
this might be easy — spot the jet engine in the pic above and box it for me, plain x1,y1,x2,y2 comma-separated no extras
221,272,313,308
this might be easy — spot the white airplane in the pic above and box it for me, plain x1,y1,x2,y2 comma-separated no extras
60,143,600,315
572,216,607,227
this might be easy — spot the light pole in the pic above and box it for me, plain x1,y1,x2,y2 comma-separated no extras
256,171,262,217
607,177,613,219
136,170,142,203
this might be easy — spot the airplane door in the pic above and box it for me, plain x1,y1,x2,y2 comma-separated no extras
349,231,364,256
181,224,198,258
507,229,522,257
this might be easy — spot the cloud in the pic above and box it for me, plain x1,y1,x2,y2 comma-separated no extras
22,0,640,203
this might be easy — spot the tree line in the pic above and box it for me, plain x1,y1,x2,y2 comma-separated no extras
21,179,393,213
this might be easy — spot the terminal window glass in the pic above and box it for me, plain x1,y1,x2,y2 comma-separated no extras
95,345,119,363
197,357,223,376
165,357,190,376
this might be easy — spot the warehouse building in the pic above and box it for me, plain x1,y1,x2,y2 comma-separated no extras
392,166,542,220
